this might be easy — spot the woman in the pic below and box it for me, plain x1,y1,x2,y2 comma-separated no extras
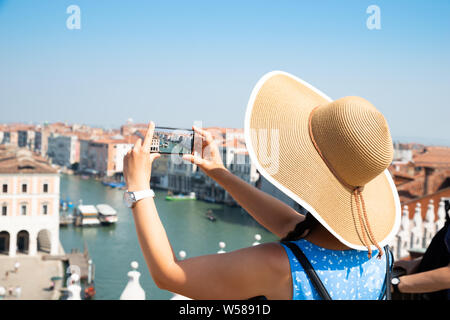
123,71,401,300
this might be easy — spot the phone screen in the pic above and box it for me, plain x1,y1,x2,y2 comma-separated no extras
134,127,194,154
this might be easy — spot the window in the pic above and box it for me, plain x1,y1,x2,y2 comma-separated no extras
1,204,6,216
42,204,48,215
22,184,27,193
43,183,48,193
21,204,27,216
2,184,7,193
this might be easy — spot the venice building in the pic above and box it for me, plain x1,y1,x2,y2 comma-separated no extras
0,146,60,257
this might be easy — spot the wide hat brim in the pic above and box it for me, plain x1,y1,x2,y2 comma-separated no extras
244,71,401,251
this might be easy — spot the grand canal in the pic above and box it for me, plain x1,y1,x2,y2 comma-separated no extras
59,174,278,300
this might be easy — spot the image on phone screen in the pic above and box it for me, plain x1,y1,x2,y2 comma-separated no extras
134,127,194,155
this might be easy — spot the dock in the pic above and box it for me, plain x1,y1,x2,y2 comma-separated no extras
59,215,74,226
43,244,94,282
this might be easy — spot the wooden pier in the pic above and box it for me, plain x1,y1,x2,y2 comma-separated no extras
43,244,94,282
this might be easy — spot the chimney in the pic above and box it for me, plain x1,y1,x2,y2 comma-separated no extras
423,166,435,196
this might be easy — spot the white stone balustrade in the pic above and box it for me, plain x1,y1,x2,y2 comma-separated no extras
217,241,226,254
423,200,436,248
436,199,446,231
119,261,146,300
66,273,81,300
252,234,261,246
389,197,448,261
410,203,423,250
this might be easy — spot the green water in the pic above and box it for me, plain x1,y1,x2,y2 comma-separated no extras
59,174,278,300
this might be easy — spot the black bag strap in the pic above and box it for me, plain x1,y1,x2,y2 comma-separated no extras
282,241,332,300
383,245,393,300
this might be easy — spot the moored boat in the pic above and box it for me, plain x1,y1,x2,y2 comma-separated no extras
165,192,196,201
96,204,118,225
205,209,216,222
60,214,75,226
74,205,101,227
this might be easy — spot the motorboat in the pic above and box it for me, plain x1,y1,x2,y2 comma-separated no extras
165,192,196,201
74,205,101,227
205,209,216,222
96,204,118,225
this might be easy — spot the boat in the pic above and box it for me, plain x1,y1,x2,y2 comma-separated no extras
102,181,126,188
60,214,75,226
74,205,101,227
203,196,216,203
96,204,118,225
84,284,96,299
101,180,111,186
165,192,196,201
205,209,216,222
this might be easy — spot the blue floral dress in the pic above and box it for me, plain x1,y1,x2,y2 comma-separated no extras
280,239,391,300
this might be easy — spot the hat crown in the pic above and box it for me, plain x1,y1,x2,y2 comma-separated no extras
310,96,393,187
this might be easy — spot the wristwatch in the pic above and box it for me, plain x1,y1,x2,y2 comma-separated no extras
123,189,155,208
391,277,401,294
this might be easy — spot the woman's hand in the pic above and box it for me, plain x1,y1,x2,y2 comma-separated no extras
123,121,161,191
182,125,227,178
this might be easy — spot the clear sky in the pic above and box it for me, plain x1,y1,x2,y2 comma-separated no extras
1,0,449,145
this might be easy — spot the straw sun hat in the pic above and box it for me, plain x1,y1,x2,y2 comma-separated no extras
244,71,401,255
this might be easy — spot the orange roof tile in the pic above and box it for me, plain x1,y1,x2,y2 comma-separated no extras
0,147,57,174
413,146,450,168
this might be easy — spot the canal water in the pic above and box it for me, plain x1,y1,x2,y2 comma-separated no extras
59,174,278,300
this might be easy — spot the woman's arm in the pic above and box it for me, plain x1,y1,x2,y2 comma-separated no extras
210,168,303,238
134,198,291,299
182,126,304,238
123,122,291,299
397,264,450,294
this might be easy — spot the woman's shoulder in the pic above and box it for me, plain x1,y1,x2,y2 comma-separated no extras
252,242,292,275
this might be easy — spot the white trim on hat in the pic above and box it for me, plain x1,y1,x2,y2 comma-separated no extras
244,70,401,251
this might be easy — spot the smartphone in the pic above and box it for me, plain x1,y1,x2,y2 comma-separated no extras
134,126,194,155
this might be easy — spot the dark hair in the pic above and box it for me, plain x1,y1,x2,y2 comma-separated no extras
281,212,319,242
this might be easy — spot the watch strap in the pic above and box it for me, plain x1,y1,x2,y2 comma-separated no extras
133,189,155,201
391,278,400,294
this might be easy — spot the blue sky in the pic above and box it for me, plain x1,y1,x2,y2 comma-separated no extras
0,0,449,145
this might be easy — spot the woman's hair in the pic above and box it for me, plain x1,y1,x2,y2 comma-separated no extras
281,212,319,242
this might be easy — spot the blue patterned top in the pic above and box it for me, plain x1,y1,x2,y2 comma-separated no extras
280,239,391,300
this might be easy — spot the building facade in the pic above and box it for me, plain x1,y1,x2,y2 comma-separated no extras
79,138,134,177
0,146,60,257
47,134,79,168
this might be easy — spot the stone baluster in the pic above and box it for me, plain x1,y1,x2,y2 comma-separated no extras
217,241,226,254
178,250,186,260
120,261,146,300
410,203,423,249
66,273,81,300
252,234,261,246
423,200,436,248
395,205,411,259
436,198,447,231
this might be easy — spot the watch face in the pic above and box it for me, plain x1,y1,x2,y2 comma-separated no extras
391,278,400,285
123,192,135,208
